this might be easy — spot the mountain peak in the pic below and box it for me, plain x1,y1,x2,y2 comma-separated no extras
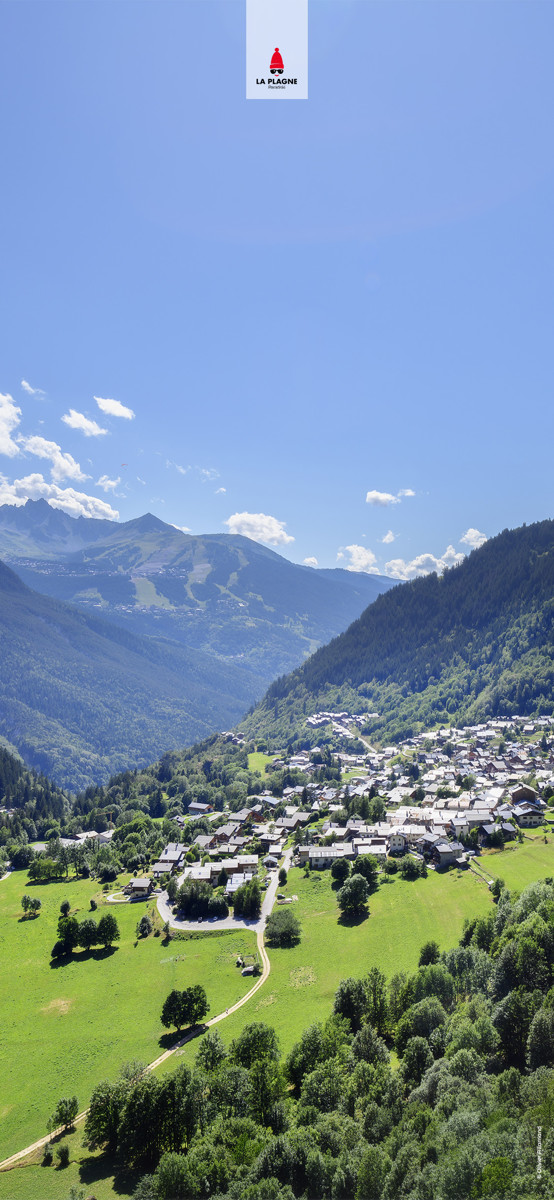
126,512,172,534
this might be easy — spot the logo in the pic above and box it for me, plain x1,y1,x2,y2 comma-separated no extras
246,0,307,100
270,47,284,75
256,47,297,90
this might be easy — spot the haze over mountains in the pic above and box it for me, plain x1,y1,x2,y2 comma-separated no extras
243,519,554,749
0,560,262,792
0,500,393,681
0,500,393,789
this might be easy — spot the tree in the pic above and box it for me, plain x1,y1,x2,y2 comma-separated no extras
526,1007,554,1069
356,1145,388,1200
136,913,153,939
161,989,185,1033
337,874,369,918
78,918,98,950
84,1078,127,1151
60,899,71,917
118,1073,163,1168
166,876,178,904
47,1095,79,1134
196,1029,227,1072
334,977,368,1032
278,867,288,886
419,940,440,966
233,877,262,919
57,915,80,952
331,858,350,884
231,1022,280,1069
399,856,426,880
181,984,209,1026
29,897,41,916
399,1036,433,1090
96,912,120,947
352,855,379,891
161,986,209,1032
350,1023,389,1066
265,908,301,947
490,877,506,903
365,967,388,1035
21,894,31,916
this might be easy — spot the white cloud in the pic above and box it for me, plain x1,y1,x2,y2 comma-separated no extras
303,556,318,567
21,379,45,397
461,527,487,549
166,459,187,475
215,486,226,495
0,393,22,458
343,544,380,574
224,511,294,546
385,544,465,580
20,435,89,483
365,490,399,507
62,409,108,437
95,396,135,420
336,551,345,561
199,467,219,482
137,476,146,485
0,473,118,519
171,523,192,534
96,474,121,493
366,488,415,506
381,530,396,544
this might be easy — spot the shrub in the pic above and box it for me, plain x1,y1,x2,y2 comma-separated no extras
56,1143,70,1168
265,908,301,947
136,914,153,939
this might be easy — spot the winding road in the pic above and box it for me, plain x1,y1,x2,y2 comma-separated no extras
0,849,291,1174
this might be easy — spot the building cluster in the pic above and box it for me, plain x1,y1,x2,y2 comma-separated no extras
293,714,553,869
116,714,554,894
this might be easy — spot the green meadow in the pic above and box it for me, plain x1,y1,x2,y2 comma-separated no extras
247,751,276,775
178,863,494,1064
0,872,256,1162
2,835,554,1200
480,829,554,890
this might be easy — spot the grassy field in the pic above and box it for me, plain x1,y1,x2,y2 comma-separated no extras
0,871,256,1162
174,863,494,1071
247,751,276,776
3,836,554,1200
480,830,554,890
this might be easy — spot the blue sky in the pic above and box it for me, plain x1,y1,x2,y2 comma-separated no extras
1,0,553,580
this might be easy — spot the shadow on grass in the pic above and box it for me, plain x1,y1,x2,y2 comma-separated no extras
157,1023,208,1051
337,909,370,928
50,945,118,968
158,1030,182,1051
265,935,302,949
79,1151,142,1197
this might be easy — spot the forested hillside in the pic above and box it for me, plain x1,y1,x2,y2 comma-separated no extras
0,562,262,791
242,520,554,748
88,878,554,1200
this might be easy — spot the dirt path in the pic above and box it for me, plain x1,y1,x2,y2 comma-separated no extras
0,917,272,1172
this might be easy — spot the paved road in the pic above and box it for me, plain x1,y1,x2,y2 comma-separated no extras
0,849,292,1174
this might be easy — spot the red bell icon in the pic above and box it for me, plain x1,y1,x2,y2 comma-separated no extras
270,47,284,75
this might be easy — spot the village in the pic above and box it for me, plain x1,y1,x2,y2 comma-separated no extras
108,712,554,905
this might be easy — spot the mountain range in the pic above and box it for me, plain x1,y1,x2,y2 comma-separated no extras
0,500,393,789
0,559,264,792
0,500,393,681
242,519,554,748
